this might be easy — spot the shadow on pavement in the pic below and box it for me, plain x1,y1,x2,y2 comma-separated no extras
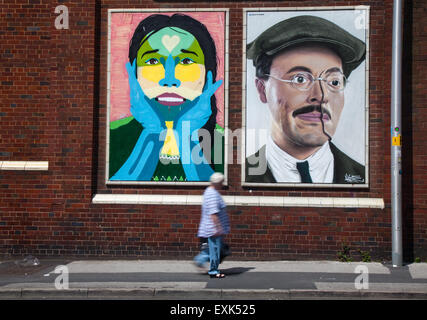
221,267,255,275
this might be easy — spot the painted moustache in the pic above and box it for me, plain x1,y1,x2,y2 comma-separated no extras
292,105,332,122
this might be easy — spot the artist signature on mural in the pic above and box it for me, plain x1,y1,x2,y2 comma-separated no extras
345,174,364,183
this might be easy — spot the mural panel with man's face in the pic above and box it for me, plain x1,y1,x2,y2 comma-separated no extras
244,8,369,187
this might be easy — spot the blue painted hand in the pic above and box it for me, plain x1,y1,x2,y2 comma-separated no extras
175,71,223,181
110,60,166,181
126,59,164,133
176,71,223,133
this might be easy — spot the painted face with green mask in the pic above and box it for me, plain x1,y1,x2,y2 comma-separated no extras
136,27,206,120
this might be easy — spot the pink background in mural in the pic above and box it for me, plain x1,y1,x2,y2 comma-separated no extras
109,11,226,128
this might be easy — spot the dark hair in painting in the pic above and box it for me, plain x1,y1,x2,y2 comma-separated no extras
129,14,219,154
254,53,273,81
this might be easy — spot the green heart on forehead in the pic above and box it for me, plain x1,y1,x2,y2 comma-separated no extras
137,27,205,67
145,27,203,58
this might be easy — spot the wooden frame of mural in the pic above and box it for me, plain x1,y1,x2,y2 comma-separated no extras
242,6,370,188
106,9,229,185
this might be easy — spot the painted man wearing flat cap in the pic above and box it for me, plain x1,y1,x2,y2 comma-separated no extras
245,15,366,184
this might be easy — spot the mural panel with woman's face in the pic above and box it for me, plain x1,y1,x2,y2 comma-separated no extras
107,11,227,183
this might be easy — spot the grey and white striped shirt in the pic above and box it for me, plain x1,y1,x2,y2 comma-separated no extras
197,187,230,238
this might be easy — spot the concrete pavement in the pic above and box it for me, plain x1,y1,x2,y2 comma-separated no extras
0,258,426,300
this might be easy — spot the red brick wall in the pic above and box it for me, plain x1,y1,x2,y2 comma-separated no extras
0,0,425,261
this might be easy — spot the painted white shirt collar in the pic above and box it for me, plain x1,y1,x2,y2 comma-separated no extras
265,135,334,183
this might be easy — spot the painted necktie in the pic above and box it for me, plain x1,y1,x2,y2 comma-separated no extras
160,121,180,161
296,161,313,183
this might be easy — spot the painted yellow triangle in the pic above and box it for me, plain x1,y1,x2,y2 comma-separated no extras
161,121,180,157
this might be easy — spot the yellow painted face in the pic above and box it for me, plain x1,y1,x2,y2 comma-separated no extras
136,27,206,104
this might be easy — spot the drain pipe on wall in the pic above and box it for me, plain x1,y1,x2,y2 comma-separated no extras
391,0,403,267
